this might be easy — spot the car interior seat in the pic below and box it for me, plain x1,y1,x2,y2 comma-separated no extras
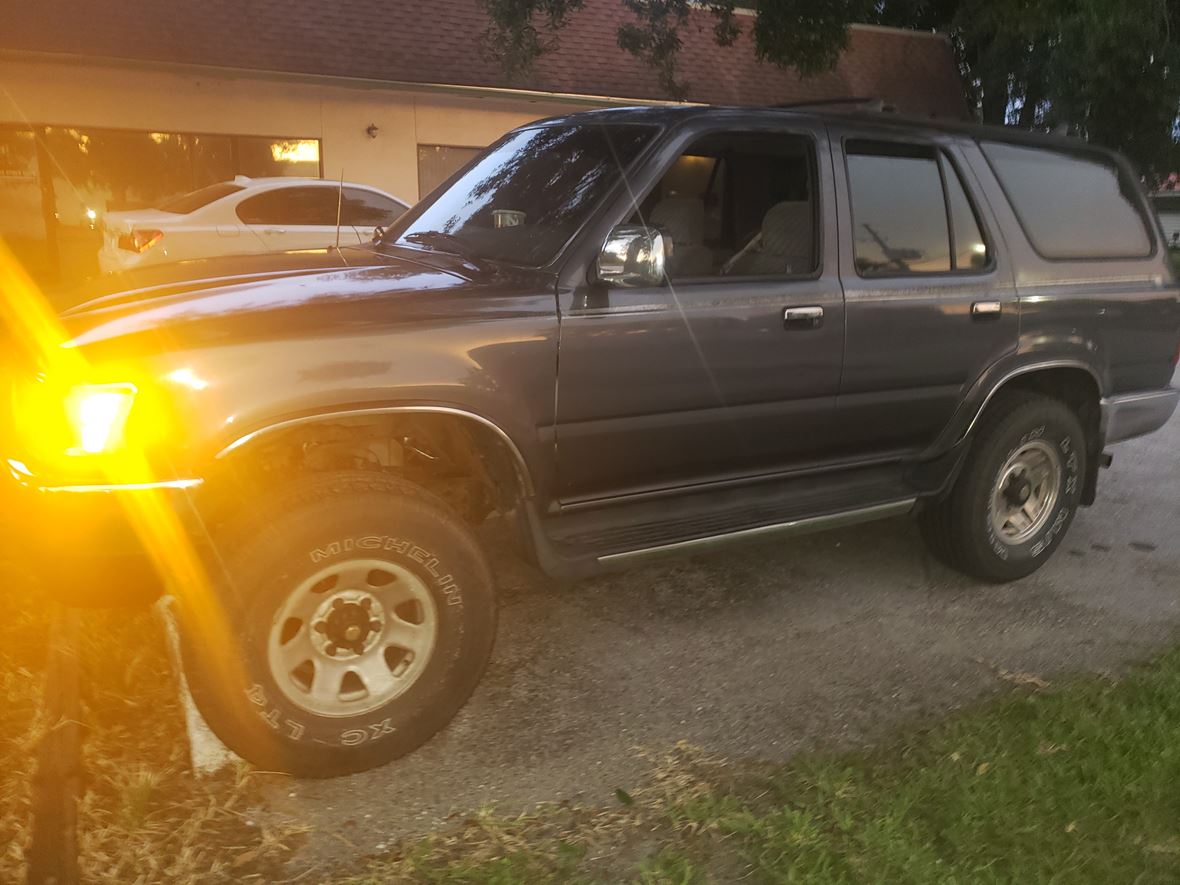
726,201,813,276
650,196,714,277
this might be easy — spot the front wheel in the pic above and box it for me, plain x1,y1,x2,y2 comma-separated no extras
178,472,496,777
921,393,1086,583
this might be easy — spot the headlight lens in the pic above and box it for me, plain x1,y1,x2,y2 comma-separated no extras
63,384,137,455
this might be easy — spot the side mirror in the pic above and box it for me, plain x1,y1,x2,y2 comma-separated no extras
371,226,386,241
596,225,669,288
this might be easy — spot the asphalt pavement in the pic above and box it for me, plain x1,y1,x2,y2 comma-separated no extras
270,384,1180,872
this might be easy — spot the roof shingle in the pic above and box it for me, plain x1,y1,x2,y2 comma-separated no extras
2,0,967,117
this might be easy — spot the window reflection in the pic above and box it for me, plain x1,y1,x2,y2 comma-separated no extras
394,124,657,267
0,126,321,288
983,141,1151,259
847,143,951,275
0,128,51,279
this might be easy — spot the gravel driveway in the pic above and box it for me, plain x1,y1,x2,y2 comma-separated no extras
271,384,1179,872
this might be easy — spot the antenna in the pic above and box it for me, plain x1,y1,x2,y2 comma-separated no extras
333,168,344,251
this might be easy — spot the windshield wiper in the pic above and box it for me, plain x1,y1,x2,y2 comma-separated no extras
401,231,467,254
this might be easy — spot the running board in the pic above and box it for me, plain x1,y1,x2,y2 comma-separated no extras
596,499,916,568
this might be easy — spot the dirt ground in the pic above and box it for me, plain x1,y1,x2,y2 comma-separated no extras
264,386,1180,878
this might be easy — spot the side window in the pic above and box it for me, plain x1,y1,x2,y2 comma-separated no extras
981,141,1151,259
627,131,817,280
341,188,407,227
943,154,989,270
846,141,950,275
846,140,990,276
236,187,338,226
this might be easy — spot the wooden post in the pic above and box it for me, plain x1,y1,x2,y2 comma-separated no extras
26,606,82,885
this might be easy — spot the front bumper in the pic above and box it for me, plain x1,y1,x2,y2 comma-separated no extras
2,465,205,607
1100,387,1180,445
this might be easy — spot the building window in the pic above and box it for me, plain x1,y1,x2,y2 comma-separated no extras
0,125,321,288
417,145,482,198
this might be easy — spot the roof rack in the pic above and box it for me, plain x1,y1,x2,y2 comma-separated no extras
774,97,897,114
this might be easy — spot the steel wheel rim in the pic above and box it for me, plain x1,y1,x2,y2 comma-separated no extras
267,558,438,717
989,439,1063,545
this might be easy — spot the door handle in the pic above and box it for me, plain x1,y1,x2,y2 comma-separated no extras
972,301,1002,319
784,305,824,330
263,228,286,235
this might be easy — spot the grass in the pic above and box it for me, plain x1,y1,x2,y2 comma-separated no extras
0,548,302,884
3,521,1178,882
341,651,1180,884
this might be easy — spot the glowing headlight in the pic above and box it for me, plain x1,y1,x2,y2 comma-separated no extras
64,384,137,455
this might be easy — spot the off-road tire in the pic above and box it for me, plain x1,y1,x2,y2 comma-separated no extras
177,472,495,777
921,393,1086,583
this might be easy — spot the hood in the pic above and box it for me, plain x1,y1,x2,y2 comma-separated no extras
58,244,550,358
66,247,373,314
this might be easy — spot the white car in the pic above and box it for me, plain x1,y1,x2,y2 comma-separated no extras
98,176,410,273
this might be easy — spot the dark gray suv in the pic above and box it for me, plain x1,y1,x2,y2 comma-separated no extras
5,105,1178,776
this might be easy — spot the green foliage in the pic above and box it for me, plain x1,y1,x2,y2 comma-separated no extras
480,0,864,98
876,0,1180,179
478,0,585,80
339,649,1180,883
479,0,1179,178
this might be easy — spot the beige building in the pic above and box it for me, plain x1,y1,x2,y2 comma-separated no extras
0,1,965,286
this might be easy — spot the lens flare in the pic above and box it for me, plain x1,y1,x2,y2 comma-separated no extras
0,238,245,708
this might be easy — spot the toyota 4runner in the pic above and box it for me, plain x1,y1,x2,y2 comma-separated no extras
3,106,1178,776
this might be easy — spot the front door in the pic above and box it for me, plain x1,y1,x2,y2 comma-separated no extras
827,126,1019,458
554,123,845,503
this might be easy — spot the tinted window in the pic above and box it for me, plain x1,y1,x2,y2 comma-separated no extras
391,124,657,266
341,188,407,227
847,141,950,275
627,131,817,279
942,155,989,270
982,141,1151,259
236,187,339,225
157,182,243,214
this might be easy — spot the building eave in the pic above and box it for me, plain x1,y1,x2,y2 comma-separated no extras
0,48,689,109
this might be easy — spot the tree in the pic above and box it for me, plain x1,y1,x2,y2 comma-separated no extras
874,0,1180,179
479,0,870,99
480,0,1179,178
478,0,585,81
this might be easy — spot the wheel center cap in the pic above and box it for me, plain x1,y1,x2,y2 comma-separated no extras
1004,476,1033,507
312,593,384,657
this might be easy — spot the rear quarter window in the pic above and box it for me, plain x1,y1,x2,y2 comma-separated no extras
981,141,1152,260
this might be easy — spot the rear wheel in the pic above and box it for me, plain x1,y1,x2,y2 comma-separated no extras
178,472,495,777
921,393,1086,582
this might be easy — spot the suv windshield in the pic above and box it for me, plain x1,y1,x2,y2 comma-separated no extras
157,182,244,214
388,123,657,266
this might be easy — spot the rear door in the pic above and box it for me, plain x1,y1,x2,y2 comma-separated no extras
235,186,362,252
827,126,1018,457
